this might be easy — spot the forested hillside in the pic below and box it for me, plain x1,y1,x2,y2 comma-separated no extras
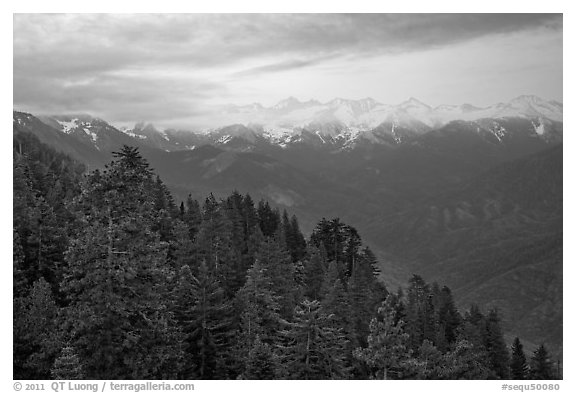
13,131,559,380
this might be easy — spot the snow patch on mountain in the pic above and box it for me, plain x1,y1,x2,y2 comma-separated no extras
391,123,402,144
158,129,170,141
57,119,79,134
83,127,99,143
122,130,148,139
532,119,546,136
217,135,232,144
315,131,327,144
489,123,507,142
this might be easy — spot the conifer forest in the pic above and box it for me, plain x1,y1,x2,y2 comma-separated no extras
13,131,560,380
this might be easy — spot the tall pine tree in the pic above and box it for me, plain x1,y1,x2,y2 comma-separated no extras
281,299,350,379
182,261,235,379
61,146,183,379
510,337,529,380
354,296,410,380
530,344,553,380
234,258,284,372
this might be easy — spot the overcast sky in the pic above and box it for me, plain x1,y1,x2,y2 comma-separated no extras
13,13,563,129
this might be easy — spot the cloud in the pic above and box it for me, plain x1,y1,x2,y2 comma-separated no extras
13,14,562,126
232,55,339,78
14,14,561,74
13,72,224,124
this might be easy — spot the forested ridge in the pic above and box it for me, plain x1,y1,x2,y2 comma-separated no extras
13,130,559,380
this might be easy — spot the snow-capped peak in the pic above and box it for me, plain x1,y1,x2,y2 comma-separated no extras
125,122,170,140
489,95,563,122
273,96,302,110
111,95,562,152
399,97,432,110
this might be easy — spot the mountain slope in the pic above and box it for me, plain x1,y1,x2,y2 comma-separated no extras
143,145,382,233
367,145,562,354
14,112,105,169
16,112,164,168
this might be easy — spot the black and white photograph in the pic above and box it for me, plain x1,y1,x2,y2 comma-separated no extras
11,9,566,385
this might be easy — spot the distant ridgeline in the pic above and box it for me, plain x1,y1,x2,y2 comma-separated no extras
13,131,560,380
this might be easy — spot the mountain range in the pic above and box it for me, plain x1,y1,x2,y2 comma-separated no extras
13,95,562,159
224,94,561,128
122,94,562,152
12,93,563,357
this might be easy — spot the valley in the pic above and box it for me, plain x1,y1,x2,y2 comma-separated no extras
12,94,563,357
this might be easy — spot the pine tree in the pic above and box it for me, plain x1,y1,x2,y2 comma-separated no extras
13,277,61,379
289,215,307,262
152,175,177,241
484,309,510,379
183,194,202,240
405,275,436,353
255,237,297,319
530,344,553,380
241,335,280,380
196,196,236,296
347,252,384,348
418,340,444,379
13,229,28,298
185,260,235,379
242,194,258,240
33,199,68,286
256,200,280,237
238,195,260,288
235,259,283,362
320,264,356,375
320,261,340,301
167,220,197,271
197,195,227,267
402,339,444,379
388,288,407,326
435,286,462,350
460,304,487,349
440,340,494,379
358,247,388,308
303,245,326,301
343,225,362,277
353,297,410,380
348,268,374,347
310,218,346,277
51,345,84,379
223,191,253,293
15,190,68,289
510,337,529,380
281,299,350,379
172,265,197,378
435,324,449,354
279,211,307,264
13,131,82,291
13,132,86,379
224,191,246,252
456,305,494,377
179,201,185,219
61,146,183,379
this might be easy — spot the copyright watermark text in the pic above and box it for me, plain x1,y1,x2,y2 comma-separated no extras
12,382,194,393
